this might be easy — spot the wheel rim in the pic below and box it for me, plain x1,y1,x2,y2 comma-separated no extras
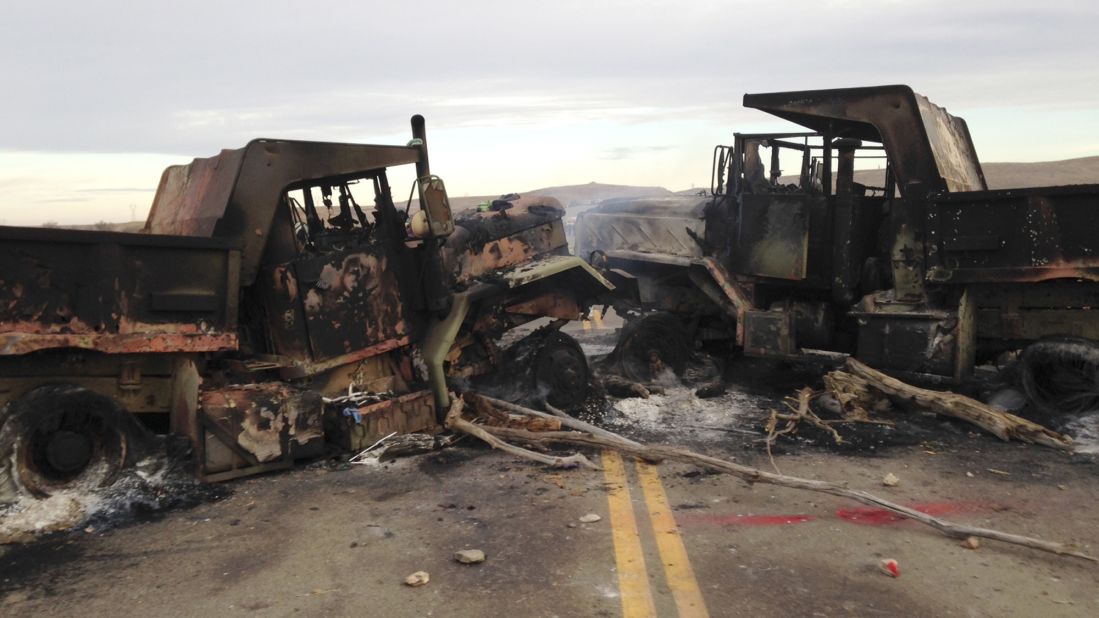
7,387,132,497
44,430,94,476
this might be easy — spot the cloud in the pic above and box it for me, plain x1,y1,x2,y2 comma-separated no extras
0,0,1096,225
599,146,673,161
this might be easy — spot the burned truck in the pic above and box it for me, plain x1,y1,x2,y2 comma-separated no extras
576,85,1099,413
0,115,611,500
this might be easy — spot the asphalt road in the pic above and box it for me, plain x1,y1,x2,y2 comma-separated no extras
2,423,1098,617
2,317,1099,617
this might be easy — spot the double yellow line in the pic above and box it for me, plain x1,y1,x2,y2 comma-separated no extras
603,451,709,618
582,308,606,331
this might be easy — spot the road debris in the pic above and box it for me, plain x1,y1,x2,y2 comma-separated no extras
454,549,486,564
878,558,901,578
404,571,430,587
602,375,651,399
579,513,602,523
882,473,900,487
961,536,981,550
452,392,1098,564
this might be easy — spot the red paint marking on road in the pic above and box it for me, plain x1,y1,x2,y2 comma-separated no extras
676,501,1001,529
836,501,989,526
677,513,816,527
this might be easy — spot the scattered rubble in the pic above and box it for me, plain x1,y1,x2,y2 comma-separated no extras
882,473,900,487
579,513,602,524
878,559,901,578
404,571,430,587
454,549,486,564
961,537,981,550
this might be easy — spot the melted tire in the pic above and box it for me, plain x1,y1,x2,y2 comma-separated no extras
0,385,154,500
611,312,690,383
1021,337,1099,416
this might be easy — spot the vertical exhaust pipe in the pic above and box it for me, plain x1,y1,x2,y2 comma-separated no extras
411,114,430,179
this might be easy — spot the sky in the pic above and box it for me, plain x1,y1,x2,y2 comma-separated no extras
2,0,1098,226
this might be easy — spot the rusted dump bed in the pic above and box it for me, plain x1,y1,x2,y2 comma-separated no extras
0,225,239,355
927,184,1099,284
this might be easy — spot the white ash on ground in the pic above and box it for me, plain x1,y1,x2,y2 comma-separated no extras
603,384,771,443
0,453,220,545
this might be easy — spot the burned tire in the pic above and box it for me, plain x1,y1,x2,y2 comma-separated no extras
532,332,591,409
611,312,690,383
1021,338,1099,416
0,385,152,500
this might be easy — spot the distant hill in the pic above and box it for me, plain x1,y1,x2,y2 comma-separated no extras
981,156,1099,188
64,220,146,233
448,182,673,212
47,158,1099,231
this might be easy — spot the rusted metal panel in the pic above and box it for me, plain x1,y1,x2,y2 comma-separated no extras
199,383,325,471
145,140,424,286
146,148,246,237
259,245,409,365
731,193,810,280
444,198,572,285
0,331,237,356
0,226,238,356
926,185,1099,284
743,85,986,195
298,249,407,360
324,390,437,452
970,282,1099,342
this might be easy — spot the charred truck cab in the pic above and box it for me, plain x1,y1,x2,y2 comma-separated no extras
576,85,1099,410
0,116,612,500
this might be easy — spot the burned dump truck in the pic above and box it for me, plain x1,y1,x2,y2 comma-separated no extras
576,85,1099,413
0,115,611,500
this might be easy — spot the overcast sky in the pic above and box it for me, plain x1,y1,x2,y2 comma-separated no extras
2,0,1098,225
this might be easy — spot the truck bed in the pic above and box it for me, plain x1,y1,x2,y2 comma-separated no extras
0,225,239,355
926,184,1099,284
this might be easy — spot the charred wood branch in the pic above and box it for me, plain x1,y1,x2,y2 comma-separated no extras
443,396,598,470
462,394,1096,564
839,359,1073,451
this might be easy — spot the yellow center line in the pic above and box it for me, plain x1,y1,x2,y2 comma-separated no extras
603,450,657,618
637,461,710,618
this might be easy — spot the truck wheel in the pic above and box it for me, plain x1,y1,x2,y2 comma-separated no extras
612,312,690,382
532,332,590,409
1021,338,1099,416
0,385,150,499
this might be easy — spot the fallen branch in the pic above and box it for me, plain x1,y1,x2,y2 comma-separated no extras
456,394,1096,564
443,397,599,470
842,358,1073,451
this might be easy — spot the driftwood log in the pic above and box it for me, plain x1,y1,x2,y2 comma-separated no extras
454,392,1096,564
838,358,1073,451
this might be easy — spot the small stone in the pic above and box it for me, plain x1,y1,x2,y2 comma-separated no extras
454,549,486,564
966,471,975,478
404,571,430,587
579,513,602,523
961,536,980,550
1057,484,1067,490
882,473,899,487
